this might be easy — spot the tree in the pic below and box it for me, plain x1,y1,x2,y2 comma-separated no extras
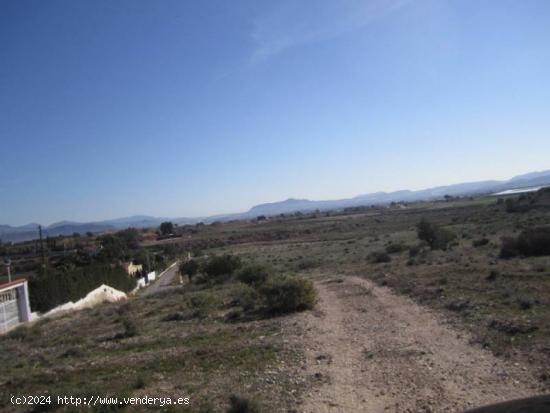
417,219,456,250
236,263,270,286
160,221,174,235
260,276,316,314
203,254,241,278
117,228,140,249
97,234,128,262
29,264,136,313
417,219,435,244
180,259,199,281
132,249,150,269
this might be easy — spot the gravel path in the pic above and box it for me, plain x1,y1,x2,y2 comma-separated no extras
140,261,179,297
299,276,543,413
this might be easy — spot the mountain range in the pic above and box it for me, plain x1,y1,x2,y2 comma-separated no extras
2,169,549,243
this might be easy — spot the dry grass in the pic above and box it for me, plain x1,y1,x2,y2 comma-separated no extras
2,194,550,411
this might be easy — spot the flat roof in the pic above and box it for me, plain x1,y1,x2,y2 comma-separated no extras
0,278,27,292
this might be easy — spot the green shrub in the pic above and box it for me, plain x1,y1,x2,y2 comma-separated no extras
408,244,422,257
236,264,270,286
114,318,138,339
505,198,530,213
486,270,499,281
29,265,136,313
180,259,199,281
417,219,456,250
295,258,318,271
385,243,406,254
472,238,489,247
500,227,550,258
5,324,42,341
227,395,261,413
369,251,391,263
133,376,146,389
260,276,316,314
203,255,242,278
500,237,519,258
188,292,217,317
162,312,187,322
516,227,550,256
231,283,259,311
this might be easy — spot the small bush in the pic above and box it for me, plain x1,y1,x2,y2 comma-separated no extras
122,318,138,337
486,270,499,281
500,227,550,258
532,264,546,273
260,276,316,314
188,292,217,318
114,318,138,339
416,219,456,250
295,258,318,271
385,243,406,254
516,227,550,256
227,395,261,413
446,299,469,312
60,347,85,358
518,298,533,310
488,319,538,336
370,251,391,263
225,309,243,322
408,245,421,257
505,198,530,213
203,255,242,278
6,325,42,341
133,376,146,389
499,237,519,258
236,264,270,286
162,312,187,322
231,283,259,311
192,273,210,285
180,259,199,281
472,238,489,247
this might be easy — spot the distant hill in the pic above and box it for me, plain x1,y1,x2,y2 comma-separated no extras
0,215,198,243
509,170,550,182
243,170,550,217
0,222,115,243
2,169,549,243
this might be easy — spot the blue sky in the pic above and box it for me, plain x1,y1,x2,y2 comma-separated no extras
1,0,549,226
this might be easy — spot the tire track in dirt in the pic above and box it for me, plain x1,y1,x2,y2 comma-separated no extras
298,276,542,412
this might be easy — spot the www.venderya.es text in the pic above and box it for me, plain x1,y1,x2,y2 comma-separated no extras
11,395,190,407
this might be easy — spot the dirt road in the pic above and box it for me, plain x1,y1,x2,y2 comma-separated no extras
298,276,542,413
140,261,179,297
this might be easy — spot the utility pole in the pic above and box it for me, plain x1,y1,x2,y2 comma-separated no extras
39,225,46,269
4,258,11,283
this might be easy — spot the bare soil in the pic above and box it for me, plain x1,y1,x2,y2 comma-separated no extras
297,275,543,413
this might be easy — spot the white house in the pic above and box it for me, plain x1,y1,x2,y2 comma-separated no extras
121,262,143,276
0,279,32,334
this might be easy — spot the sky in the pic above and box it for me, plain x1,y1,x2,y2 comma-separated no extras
1,0,549,226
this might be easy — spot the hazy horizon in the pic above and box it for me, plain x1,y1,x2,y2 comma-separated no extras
3,168,549,227
2,0,550,226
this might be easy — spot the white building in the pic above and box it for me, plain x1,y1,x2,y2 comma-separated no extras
121,262,143,276
0,279,31,334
